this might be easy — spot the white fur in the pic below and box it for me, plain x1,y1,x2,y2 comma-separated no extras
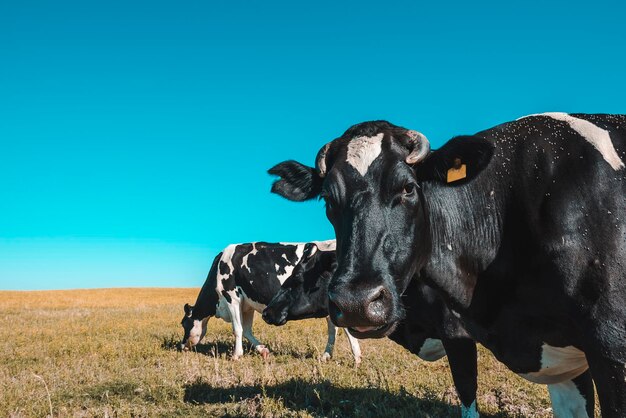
216,244,237,285
461,400,479,418
240,243,258,273
520,112,624,170
186,319,205,346
322,317,362,365
311,239,336,252
344,328,362,365
417,338,446,361
276,244,305,284
520,344,588,384
547,379,589,418
346,133,384,176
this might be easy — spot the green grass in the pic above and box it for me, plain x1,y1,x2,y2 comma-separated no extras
0,288,594,417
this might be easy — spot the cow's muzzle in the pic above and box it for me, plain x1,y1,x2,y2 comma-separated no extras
328,283,395,338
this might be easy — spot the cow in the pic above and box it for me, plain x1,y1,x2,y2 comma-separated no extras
263,260,480,417
267,113,625,416
179,240,361,363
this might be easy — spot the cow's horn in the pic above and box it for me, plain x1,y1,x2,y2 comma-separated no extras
405,130,430,165
315,143,331,177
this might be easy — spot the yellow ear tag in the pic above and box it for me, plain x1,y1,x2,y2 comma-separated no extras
446,158,467,183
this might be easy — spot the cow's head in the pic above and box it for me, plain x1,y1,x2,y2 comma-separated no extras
269,121,493,338
262,248,337,325
179,303,207,351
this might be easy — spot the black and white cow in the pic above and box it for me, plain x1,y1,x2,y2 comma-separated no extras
263,260,480,417
268,113,625,416
180,241,361,363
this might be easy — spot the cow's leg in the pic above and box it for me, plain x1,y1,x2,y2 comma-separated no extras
441,338,479,418
241,309,270,360
344,328,362,366
585,347,626,418
547,369,594,418
228,300,244,360
580,297,626,418
321,316,338,362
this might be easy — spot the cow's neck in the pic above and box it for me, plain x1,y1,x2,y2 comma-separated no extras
420,178,507,309
191,282,215,320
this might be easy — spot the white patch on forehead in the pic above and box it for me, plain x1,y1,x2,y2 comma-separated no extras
346,133,384,176
312,239,336,252
520,112,625,171
191,319,203,333
520,344,588,384
417,338,446,362
186,319,206,347
547,379,589,418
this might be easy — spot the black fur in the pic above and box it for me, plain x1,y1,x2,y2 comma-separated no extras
268,160,323,201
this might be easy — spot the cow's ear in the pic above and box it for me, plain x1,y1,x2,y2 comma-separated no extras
268,160,323,201
184,303,193,317
414,135,494,185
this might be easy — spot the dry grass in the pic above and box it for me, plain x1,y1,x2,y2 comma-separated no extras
0,288,596,417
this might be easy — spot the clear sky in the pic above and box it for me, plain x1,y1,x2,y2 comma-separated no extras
1,1,625,290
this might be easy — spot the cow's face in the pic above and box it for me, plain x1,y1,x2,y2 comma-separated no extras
269,121,493,339
179,303,206,351
263,252,336,325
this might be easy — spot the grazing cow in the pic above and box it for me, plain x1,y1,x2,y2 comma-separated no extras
268,114,625,416
263,260,479,417
179,240,361,363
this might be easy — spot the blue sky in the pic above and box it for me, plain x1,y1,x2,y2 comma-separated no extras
1,1,624,290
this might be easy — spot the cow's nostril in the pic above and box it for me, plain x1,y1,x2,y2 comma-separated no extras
367,286,386,304
365,286,389,320
371,287,385,303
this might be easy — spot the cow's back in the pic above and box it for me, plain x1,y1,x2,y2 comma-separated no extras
216,242,323,308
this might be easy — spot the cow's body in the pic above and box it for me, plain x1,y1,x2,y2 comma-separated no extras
180,240,361,362
269,113,624,416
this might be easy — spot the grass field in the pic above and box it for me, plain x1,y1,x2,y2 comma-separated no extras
0,288,597,417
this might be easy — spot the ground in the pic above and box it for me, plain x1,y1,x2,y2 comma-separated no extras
0,288,599,417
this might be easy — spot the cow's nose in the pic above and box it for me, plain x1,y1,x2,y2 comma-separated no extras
328,284,390,328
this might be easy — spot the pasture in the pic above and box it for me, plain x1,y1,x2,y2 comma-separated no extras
0,288,593,417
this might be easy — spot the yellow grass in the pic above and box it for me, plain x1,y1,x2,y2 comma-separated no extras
0,288,597,417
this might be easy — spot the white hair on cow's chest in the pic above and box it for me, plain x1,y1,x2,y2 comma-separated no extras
346,133,384,176
520,112,625,171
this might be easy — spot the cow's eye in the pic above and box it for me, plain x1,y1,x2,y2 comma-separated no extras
403,183,417,196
